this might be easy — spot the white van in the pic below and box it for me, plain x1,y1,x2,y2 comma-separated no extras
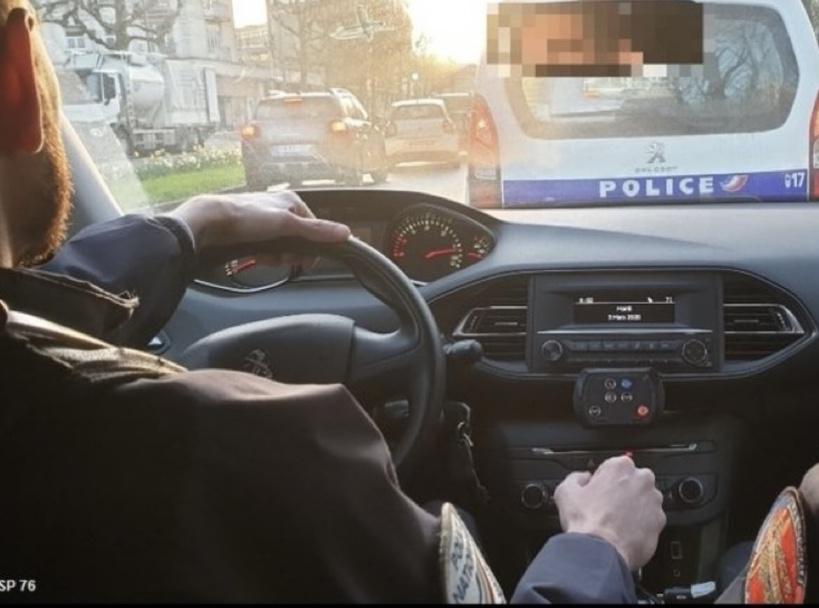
469,0,819,208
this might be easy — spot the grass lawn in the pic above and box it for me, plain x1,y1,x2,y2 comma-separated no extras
111,164,246,211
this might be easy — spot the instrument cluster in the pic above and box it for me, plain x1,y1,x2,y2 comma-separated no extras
385,205,495,283
198,203,496,290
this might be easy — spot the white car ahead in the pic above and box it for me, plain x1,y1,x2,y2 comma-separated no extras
469,0,819,209
385,99,461,168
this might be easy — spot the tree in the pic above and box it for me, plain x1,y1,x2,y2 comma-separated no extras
265,0,414,111
34,0,186,53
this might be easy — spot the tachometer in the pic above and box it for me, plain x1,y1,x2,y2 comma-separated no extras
468,235,493,263
389,211,465,282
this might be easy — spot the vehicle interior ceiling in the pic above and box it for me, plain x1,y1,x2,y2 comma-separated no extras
63,103,819,596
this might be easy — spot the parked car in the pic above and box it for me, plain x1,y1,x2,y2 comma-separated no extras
241,89,389,190
384,99,461,168
470,0,819,209
434,92,474,150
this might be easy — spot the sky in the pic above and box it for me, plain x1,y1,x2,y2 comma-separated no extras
231,0,487,64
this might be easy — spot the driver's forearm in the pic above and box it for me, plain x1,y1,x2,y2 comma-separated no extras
41,214,196,346
511,533,637,604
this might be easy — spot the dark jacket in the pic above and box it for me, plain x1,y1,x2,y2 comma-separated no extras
0,214,636,603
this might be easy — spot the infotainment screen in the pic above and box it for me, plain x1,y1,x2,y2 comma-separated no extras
573,296,675,324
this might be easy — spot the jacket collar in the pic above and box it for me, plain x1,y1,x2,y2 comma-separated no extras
0,267,136,338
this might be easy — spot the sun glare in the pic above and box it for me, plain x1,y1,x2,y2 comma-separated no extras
232,0,487,64
407,0,487,64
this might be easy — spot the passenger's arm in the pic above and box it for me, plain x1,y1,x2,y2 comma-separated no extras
512,457,667,604
512,533,637,603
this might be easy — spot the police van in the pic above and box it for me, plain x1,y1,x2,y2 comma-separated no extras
469,0,819,208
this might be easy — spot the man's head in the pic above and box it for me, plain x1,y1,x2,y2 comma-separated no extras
0,0,71,268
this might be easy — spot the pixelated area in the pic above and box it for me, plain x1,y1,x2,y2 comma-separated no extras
488,1,704,78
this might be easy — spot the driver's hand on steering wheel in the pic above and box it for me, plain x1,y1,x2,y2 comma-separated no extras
554,456,667,572
169,191,351,268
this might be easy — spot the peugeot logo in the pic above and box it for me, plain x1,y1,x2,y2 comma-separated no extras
242,349,274,379
647,142,666,165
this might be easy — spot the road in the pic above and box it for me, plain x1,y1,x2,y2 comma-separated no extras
268,161,469,204
205,131,469,204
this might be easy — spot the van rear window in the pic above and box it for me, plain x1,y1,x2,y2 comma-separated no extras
506,5,799,139
255,97,340,121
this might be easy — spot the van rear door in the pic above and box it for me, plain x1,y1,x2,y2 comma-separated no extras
482,2,817,208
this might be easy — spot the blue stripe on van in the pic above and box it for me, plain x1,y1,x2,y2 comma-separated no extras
503,170,810,207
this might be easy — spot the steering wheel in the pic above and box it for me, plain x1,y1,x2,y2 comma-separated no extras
178,237,445,479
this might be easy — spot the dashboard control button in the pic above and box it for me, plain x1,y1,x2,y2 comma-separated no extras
604,378,618,390
621,392,634,403
682,339,710,367
636,404,651,419
604,392,618,404
541,340,565,363
677,477,706,506
521,483,548,510
588,405,603,419
621,378,634,390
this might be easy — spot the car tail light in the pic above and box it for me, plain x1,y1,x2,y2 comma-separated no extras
811,93,819,199
385,121,397,137
443,119,456,134
241,123,260,141
329,120,349,134
468,94,502,209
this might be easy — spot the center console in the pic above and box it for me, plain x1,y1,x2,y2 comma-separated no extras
476,414,746,591
470,272,747,592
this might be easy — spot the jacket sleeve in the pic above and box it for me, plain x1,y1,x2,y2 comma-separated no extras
511,533,638,604
41,214,197,346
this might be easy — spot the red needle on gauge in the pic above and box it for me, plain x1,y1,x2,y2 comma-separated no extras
425,248,458,260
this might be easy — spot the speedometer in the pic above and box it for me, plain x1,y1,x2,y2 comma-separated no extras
389,211,465,282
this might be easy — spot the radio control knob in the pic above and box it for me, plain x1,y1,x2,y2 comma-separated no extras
677,477,705,506
521,483,549,510
682,339,709,367
541,340,565,363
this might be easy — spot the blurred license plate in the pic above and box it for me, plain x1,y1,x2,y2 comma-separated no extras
274,144,313,156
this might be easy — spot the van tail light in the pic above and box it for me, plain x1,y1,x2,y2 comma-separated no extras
468,94,502,209
811,93,819,199
329,120,349,134
241,123,260,142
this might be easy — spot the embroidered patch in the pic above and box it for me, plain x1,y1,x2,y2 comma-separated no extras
439,503,506,605
745,487,808,605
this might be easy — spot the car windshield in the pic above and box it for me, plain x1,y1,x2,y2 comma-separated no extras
38,0,819,211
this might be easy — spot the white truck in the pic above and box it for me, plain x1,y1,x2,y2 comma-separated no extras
58,51,221,156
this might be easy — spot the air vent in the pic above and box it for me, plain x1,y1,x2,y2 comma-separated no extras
724,276,807,362
454,278,529,361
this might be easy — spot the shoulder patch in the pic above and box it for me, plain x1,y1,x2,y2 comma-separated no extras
439,503,506,605
745,487,808,605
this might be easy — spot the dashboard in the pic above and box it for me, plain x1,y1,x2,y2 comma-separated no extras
173,189,819,591
191,190,819,387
